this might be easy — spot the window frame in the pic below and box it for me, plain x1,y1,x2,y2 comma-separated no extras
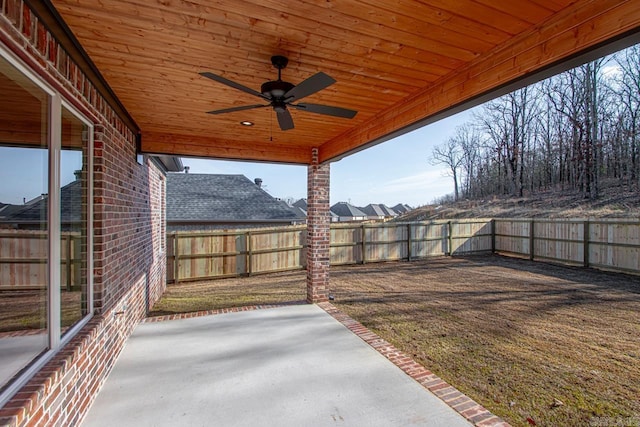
0,43,94,406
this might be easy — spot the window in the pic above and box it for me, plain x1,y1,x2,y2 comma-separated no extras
0,47,93,403
60,107,91,335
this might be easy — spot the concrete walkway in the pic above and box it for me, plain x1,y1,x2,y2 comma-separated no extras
81,304,472,427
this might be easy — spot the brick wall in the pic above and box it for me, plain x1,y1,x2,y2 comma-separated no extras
306,148,330,303
0,2,166,426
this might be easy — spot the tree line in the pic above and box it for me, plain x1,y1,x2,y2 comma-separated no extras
430,45,640,202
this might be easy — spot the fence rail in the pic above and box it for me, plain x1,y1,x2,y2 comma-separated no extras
166,219,493,283
493,218,640,273
4,218,637,288
167,218,640,283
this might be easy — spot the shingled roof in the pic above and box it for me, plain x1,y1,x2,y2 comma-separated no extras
360,204,397,217
0,202,26,220
292,199,307,211
392,204,412,214
166,173,303,222
0,180,82,227
330,202,366,217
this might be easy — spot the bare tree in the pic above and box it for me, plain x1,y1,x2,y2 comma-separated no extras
430,138,464,201
428,44,640,202
455,124,481,198
614,45,640,186
479,87,539,197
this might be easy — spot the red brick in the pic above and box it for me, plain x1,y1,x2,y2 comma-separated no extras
461,405,486,419
475,416,506,426
306,157,331,303
452,400,478,413
469,411,495,424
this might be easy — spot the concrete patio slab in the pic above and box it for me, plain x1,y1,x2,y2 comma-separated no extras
81,304,472,427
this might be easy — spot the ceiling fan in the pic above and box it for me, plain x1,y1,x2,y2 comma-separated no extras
200,55,357,131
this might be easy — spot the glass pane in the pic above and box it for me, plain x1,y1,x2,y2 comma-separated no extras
60,107,89,334
0,55,49,390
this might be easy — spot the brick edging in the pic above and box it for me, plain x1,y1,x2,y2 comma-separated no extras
143,301,306,323
318,302,512,427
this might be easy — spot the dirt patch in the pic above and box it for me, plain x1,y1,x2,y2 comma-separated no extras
148,256,640,427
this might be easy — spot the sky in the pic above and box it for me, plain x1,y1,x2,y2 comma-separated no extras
182,108,478,208
0,109,475,208
0,147,82,205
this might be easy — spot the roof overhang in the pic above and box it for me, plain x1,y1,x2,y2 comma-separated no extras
151,155,185,173
31,0,640,165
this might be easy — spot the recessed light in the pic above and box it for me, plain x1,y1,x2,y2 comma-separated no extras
240,121,254,126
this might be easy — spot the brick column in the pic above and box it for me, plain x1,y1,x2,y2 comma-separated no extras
306,148,330,303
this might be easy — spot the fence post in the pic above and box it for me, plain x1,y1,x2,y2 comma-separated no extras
491,219,496,254
173,234,180,285
246,231,252,276
407,223,412,261
529,220,535,261
583,220,590,268
447,221,452,256
361,223,367,264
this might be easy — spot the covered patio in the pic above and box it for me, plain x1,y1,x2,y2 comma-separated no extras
81,304,474,427
28,0,640,304
1,1,639,426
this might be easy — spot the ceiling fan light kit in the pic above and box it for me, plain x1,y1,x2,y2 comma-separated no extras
201,56,357,131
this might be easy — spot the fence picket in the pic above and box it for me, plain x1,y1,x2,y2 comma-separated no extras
3,218,639,288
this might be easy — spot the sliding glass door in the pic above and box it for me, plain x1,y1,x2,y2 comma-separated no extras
0,47,93,404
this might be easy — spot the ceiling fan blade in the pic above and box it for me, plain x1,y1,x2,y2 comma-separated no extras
292,103,358,119
276,108,294,131
200,72,268,100
206,104,268,115
284,72,336,101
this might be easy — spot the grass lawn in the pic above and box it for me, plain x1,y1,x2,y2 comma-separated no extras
0,289,83,332
149,255,640,427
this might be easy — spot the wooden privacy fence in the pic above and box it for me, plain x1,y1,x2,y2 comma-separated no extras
166,227,307,282
167,219,493,283
6,219,636,287
494,218,640,274
168,218,640,283
0,230,82,290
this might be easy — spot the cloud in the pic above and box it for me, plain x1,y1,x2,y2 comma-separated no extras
333,168,454,206
602,64,621,77
377,169,451,194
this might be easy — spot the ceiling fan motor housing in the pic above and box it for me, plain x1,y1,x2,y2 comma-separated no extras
261,80,295,99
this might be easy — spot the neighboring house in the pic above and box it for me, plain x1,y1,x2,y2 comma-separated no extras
392,203,413,214
380,205,398,217
0,180,82,230
292,206,307,217
2,157,181,231
0,202,25,222
290,198,308,217
360,204,397,220
166,173,306,231
330,202,367,222
292,198,307,211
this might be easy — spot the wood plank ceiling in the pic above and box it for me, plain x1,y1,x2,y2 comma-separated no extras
50,0,640,164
